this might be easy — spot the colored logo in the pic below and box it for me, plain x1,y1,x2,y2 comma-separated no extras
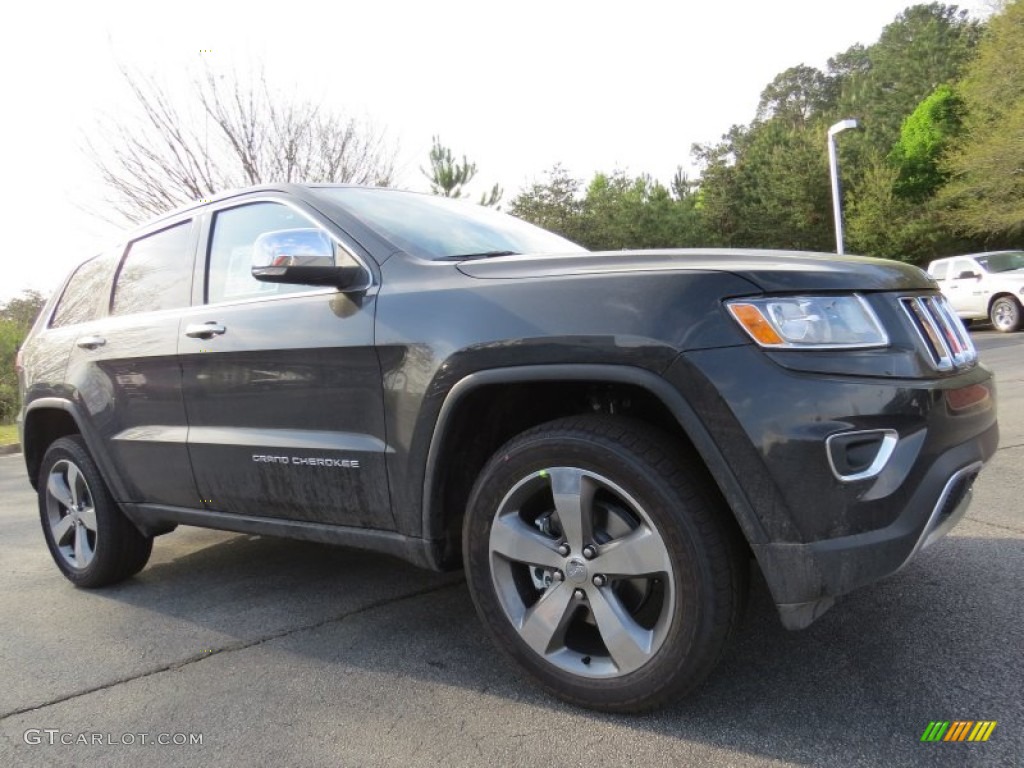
921,721,997,742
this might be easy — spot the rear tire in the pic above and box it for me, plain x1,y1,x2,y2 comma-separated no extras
38,436,153,587
463,415,748,712
990,296,1023,332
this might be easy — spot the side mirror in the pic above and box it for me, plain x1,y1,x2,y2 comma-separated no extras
251,228,365,289
957,270,981,280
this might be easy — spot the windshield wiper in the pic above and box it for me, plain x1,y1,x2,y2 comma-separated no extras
440,250,520,261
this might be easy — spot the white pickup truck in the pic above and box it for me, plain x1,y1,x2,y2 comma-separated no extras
927,251,1024,332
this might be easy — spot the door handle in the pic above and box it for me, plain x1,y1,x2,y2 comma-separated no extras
76,336,106,350
185,322,227,339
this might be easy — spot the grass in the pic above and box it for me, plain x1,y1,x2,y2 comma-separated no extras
0,423,18,446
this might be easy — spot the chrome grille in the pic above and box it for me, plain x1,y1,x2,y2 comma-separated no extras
900,295,977,371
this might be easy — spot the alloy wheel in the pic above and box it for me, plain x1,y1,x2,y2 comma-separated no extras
45,459,98,570
991,298,1020,332
488,466,675,678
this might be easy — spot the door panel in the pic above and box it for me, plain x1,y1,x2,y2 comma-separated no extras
179,293,391,527
946,258,985,315
65,223,199,506
181,200,392,529
67,312,198,506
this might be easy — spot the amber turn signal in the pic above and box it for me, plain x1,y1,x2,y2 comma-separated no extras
727,303,784,345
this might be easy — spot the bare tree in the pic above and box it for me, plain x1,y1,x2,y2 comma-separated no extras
89,64,397,224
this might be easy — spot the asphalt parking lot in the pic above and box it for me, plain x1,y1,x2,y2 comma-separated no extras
1,330,1021,768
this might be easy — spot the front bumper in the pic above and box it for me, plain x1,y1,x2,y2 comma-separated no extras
759,430,992,629
666,346,998,629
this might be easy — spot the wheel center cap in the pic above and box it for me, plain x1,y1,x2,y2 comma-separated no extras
565,558,588,584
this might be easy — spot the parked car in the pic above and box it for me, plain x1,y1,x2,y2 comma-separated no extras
927,251,1024,332
17,185,998,712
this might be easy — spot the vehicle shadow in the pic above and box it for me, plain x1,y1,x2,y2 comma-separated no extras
92,530,1022,768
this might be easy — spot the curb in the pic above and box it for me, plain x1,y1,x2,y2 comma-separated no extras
0,444,21,456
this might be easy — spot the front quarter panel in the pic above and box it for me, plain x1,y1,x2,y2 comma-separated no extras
374,255,760,536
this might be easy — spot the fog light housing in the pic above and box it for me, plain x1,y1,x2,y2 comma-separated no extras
826,429,898,482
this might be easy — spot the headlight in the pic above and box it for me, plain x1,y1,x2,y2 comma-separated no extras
726,295,888,349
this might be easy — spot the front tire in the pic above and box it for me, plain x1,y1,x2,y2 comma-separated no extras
38,436,153,587
463,416,748,712
990,296,1023,332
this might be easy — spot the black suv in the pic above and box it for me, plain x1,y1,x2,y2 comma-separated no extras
17,185,998,712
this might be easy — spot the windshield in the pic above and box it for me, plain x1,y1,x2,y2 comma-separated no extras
311,187,585,261
976,251,1024,273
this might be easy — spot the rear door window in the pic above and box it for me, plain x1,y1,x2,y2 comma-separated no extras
111,221,195,316
929,261,949,281
51,253,117,327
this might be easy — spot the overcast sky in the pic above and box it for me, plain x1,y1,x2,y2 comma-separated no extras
0,0,991,302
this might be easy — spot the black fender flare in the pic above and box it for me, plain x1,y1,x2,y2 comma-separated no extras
420,363,770,552
22,397,130,502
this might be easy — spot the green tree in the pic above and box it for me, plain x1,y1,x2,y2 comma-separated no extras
422,136,502,207
695,121,833,251
848,85,968,261
844,155,953,261
941,0,1024,238
756,65,838,126
0,290,46,328
508,164,585,241
889,84,965,200
0,290,47,422
509,165,709,250
691,127,748,247
846,149,980,262
581,173,656,250
826,44,871,85
0,320,23,422
834,4,981,154
847,158,907,258
692,4,980,255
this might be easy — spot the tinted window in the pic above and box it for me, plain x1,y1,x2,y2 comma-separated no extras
51,252,116,327
311,187,585,260
929,261,948,280
952,259,977,278
207,202,346,304
976,251,1024,273
111,222,194,316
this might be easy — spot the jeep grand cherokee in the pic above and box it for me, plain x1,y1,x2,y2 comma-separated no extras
17,184,998,711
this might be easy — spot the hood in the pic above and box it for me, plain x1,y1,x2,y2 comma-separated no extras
456,249,934,293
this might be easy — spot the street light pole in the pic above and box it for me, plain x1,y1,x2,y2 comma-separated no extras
828,119,859,255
